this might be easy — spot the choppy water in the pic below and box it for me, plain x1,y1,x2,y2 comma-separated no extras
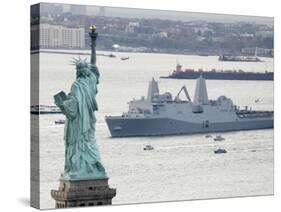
33,52,274,209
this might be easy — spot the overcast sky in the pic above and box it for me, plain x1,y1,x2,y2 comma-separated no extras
49,3,274,26
92,6,273,25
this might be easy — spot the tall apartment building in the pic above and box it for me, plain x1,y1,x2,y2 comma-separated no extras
31,23,85,49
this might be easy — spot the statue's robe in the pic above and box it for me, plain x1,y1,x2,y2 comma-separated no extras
61,68,107,180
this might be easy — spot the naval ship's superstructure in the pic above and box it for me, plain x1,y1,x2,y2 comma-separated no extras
105,76,273,137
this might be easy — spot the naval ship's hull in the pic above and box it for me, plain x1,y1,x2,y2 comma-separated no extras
105,117,273,137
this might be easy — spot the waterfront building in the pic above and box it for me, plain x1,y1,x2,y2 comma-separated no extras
31,23,85,49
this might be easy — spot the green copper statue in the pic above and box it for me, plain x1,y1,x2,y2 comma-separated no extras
54,25,106,181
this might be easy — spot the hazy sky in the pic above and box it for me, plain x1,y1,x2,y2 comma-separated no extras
85,5,273,26
51,3,274,26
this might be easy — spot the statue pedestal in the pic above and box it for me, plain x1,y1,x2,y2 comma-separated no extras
51,178,116,208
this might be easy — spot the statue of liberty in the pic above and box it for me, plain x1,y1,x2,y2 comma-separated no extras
54,25,107,180
51,25,116,208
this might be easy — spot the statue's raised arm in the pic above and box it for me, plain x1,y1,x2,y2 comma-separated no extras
89,24,100,82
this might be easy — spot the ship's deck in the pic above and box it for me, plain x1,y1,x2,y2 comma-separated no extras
236,110,273,118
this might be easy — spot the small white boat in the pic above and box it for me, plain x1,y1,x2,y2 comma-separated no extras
121,56,129,61
143,145,154,151
205,134,212,138
213,135,225,141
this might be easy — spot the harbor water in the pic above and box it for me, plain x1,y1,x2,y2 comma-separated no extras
33,52,274,209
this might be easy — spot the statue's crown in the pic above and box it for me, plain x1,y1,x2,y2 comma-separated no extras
71,57,88,70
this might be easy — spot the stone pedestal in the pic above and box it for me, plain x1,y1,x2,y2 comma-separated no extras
51,178,116,208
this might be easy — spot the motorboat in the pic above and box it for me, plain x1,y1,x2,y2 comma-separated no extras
55,119,65,124
143,145,154,151
214,148,227,154
214,135,225,141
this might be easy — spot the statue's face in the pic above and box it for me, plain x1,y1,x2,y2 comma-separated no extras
76,62,90,78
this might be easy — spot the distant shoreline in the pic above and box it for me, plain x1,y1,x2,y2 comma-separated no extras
31,49,90,55
31,49,221,57
30,49,274,61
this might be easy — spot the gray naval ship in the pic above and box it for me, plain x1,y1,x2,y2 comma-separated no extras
105,76,273,137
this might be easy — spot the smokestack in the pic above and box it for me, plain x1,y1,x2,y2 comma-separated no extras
193,75,208,105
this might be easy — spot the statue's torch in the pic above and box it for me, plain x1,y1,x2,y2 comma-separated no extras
89,24,98,65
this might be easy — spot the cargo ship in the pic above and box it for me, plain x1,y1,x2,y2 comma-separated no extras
218,48,263,62
218,55,262,62
105,76,273,137
160,64,273,81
